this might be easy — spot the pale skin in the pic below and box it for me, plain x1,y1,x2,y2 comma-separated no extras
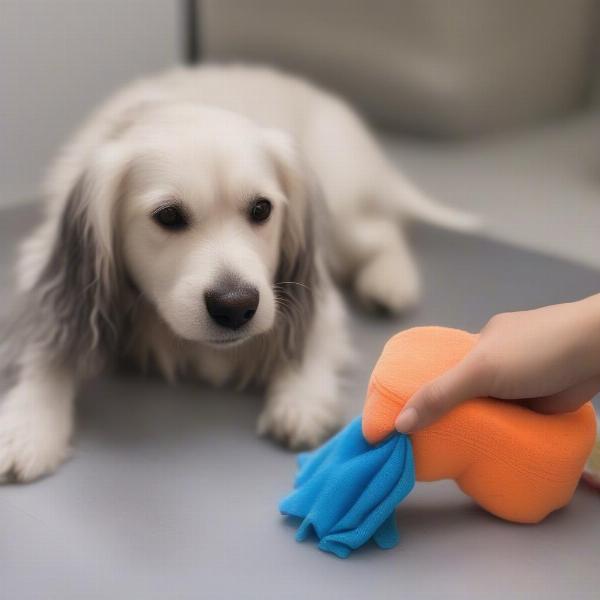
395,294,600,433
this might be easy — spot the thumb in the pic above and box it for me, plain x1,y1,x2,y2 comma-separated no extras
395,354,486,433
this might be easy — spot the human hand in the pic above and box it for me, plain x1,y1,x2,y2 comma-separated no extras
395,295,600,433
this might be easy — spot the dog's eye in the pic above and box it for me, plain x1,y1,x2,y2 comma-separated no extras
153,206,188,230
249,198,272,224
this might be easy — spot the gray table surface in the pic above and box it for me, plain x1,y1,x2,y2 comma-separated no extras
1,205,599,599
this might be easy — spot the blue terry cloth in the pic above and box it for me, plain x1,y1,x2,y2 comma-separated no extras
279,416,415,558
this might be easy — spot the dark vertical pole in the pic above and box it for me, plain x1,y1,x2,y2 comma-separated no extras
182,0,201,64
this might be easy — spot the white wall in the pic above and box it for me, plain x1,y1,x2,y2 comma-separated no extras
0,0,181,207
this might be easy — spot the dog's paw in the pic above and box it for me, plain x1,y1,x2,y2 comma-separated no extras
354,253,420,314
0,385,72,483
257,390,343,450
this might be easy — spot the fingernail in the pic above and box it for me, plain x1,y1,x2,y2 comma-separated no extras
395,407,418,433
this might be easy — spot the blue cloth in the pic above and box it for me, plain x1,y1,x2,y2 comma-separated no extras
279,416,415,558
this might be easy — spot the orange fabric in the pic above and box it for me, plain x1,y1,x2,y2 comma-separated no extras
362,327,597,523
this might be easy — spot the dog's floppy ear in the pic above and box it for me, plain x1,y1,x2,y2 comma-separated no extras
263,130,323,360
16,143,133,376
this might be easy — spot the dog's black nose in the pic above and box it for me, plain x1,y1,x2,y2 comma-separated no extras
204,284,259,330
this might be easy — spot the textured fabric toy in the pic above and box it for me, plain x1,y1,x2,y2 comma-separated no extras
279,417,415,558
583,426,600,491
280,327,597,558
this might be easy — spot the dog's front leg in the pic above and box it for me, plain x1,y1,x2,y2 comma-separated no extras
0,360,75,482
257,288,348,450
258,355,344,449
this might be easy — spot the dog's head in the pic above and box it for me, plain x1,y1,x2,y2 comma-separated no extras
23,103,319,374
119,104,315,347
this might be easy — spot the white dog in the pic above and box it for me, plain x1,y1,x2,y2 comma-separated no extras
0,65,474,482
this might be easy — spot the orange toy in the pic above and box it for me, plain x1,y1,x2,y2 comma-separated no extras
363,326,597,523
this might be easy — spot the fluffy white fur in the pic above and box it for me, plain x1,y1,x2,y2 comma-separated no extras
1,65,474,482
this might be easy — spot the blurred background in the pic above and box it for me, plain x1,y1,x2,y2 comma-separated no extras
1,4,599,598
1,0,600,266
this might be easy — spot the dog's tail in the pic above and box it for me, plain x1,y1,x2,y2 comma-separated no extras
375,169,481,232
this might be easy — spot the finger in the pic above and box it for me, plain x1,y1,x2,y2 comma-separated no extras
524,377,600,415
395,354,486,433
